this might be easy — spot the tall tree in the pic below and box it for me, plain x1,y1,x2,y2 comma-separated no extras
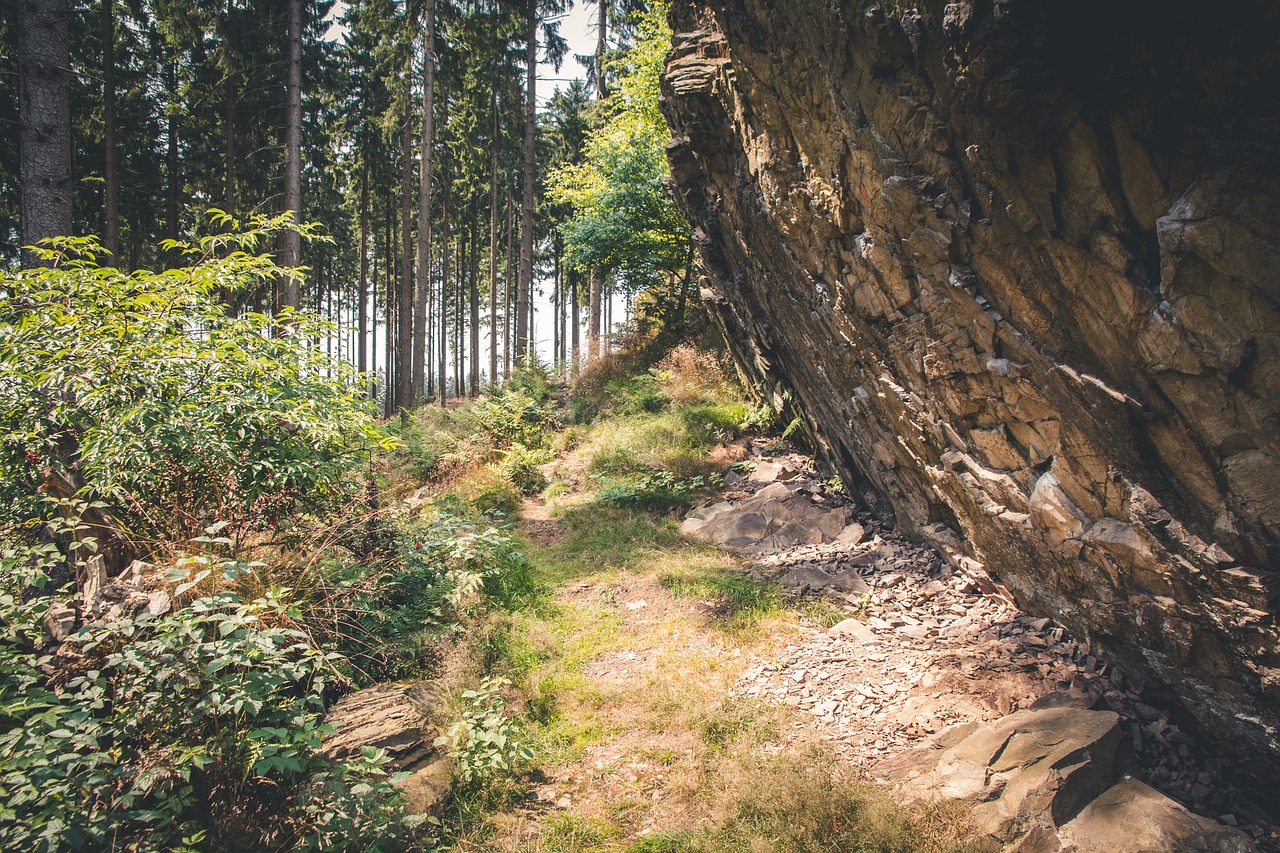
412,0,436,403
18,0,72,267
516,0,569,362
101,0,119,257
278,0,303,309
396,106,413,411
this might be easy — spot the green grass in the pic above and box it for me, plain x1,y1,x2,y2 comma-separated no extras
658,567,784,633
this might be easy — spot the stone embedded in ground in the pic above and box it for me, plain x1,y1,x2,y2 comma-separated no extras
320,681,450,815
749,459,796,483
896,707,1124,839
1048,778,1256,853
43,600,75,643
681,477,856,554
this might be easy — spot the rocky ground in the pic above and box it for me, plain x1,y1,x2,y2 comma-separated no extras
683,440,1278,850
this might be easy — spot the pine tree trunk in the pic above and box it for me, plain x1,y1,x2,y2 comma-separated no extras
165,62,179,260
505,193,514,380
18,0,71,268
469,209,480,396
358,170,370,388
278,0,303,310
102,0,119,259
397,110,415,411
571,270,580,376
455,235,463,395
224,79,235,214
413,0,435,403
552,232,561,374
517,0,536,362
596,0,608,99
488,86,499,388
439,148,450,405
385,190,395,419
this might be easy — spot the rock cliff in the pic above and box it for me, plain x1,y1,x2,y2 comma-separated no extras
660,0,1280,792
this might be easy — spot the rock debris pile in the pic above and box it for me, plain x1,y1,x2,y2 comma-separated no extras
683,446,1276,849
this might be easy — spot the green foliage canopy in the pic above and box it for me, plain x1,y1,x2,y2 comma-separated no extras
549,2,690,296
0,216,392,541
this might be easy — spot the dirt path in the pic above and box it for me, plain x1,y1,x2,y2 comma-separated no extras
453,446,1267,850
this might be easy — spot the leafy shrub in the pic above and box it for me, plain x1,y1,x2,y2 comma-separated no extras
0,584,418,850
594,470,719,512
472,390,556,452
319,509,536,681
434,678,533,787
0,221,390,542
493,443,553,496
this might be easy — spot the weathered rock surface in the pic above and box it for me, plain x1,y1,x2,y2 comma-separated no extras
1052,778,1255,853
320,681,451,815
680,478,858,554
896,707,1125,838
662,0,1280,791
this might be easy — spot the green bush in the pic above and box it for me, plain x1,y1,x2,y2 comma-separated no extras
318,509,537,681
495,443,554,496
0,583,419,850
594,470,720,512
434,678,533,787
0,221,390,542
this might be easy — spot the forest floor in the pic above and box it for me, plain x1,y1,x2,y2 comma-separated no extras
411,356,987,852
401,352,1273,852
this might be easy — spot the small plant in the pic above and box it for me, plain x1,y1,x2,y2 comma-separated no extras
435,678,533,787
594,470,719,511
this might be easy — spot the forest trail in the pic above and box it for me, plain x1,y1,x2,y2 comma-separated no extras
443,426,1266,851
432,416,972,849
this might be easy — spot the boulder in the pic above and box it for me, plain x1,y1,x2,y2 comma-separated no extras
321,681,451,816
897,707,1125,838
1048,778,1255,853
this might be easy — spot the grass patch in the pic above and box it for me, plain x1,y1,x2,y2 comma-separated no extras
659,566,784,633
529,505,686,581
634,748,986,853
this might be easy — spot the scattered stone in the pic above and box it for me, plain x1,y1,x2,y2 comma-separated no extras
43,600,75,643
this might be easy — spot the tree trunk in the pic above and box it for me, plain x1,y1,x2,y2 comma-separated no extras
397,109,414,411
224,78,235,214
278,0,303,310
596,0,608,100
505,192,514,380
552,231,561,373
455,234,463,396
358,169,370,388
384,190,394,418
488,86,499,389
413,0,435,403
165,61,179,260
18,0,72,268
102,0,119,259
571,270,580,376
438,146,450,404
469,208,480,396
588,269,602,363
517,0,536,362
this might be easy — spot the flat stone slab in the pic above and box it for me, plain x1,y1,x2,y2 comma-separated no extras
681,480,853,555
321,681,451,815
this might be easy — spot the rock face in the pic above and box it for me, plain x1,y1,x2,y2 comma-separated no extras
661,1,1280,791
320,682,451,815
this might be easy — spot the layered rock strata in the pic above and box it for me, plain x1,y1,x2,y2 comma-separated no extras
660,0,1280,791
